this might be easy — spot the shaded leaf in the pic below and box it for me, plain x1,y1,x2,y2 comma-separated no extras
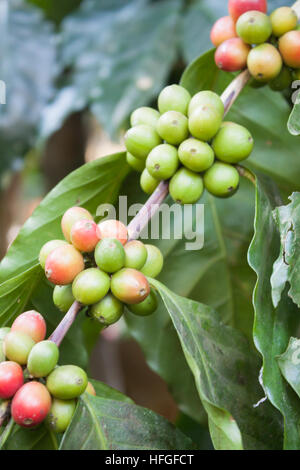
3,424,58,450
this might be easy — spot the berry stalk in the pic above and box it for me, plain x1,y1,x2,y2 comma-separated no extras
48,301,82,347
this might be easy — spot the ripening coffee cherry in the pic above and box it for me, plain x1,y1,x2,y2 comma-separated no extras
39,240,68,269
27,341,59,378
247,44,283,82
111,268,150,305
72,268,110,305
126,152,145,172
130,107,160,128
61,207,93,243
269,66,292,91
178,138,214,172
188,91,224,117
0,362,24,399
141,245,164,278
85,381,96,396
46,365,88,399
0,327,10,341
4,331,35,365
127,289,158,317
71,219,100,252
11,381,51,428
212,124,253,163
210,16,237,47
97,219,128,246
46,398,76,433
215,38,250,72
270,7,298,37
90,293,124,326
95,238,125,273
45,244,85,285
146,144,179,180
158,85,191,115
169,168,204,205
53,285,75,313
228,0,267,22
124,240,147,270
140,168,159,195
279,31,300,68
204,162,240,198
236,11,272,44
11,310,46,343
188,106,222,142
125,125,161,160
156,111,189,146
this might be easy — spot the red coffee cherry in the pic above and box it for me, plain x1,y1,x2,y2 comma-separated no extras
45,244,84,285
0,362,24,399
111,268,150,305
215,38,250,72
11,310,46,343
210,16,237,47
61,207,93,243
70,219,100,252
279,31,300,68
97,220,128,246
11,381,51,428
228,0,267,23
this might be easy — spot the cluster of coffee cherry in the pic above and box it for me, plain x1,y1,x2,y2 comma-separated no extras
39,207,163,322
0,310,95,432
212,0,300,90
125,86,253,201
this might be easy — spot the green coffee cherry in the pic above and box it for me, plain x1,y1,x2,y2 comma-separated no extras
0,328,10,342
188,91,224,117
156,111,189,146
158,84,191,115
204,162,239,198
236,11,272,45
188,106,222,142
53,285,75,313
46,365,88,400
178,138,214,172
95,238,125,273
269,66,292,91
126,152,145,172
39,240,68,269
4,331,35,365
270,6,298,37
146,144,179,180
72,268,110,305
127,289,158,317
130,107,160,128
90,293,124,326
140,169,159,195
46,398,76,433
212,124,253,163
27,341,59,378
141,245,164,278
125,125,161,160
169,168,204,205
124,241,147,270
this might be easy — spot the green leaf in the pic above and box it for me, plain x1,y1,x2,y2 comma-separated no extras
278,337,300,399
89,379,133,403
60,394,194,450
248,173,300,450
27,0,83,24
3,423,58,450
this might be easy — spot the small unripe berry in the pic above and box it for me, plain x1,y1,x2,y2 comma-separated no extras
53,285,75,313
124,241,147,270
127,289,158,317
27,341,59,378
4,332,35,365
210,16,237,47
188,91,224,117
46,365,88,399
140,169,159,195
130,107,160,128
72,268,110,305
188,106,222,141
228,0,267,22
279,31,300,68
236,11,272,44
46,398,76,433
71,219,100,252
11,310,46,343
90,293,124,326
95,238,125,273
141,245,164,278
212,124,253,163
111,268,150,305
169,168,204,205
97,220,128,246
126,152,145,172
61,207,93,243
0,361,24,399
178,138,214,172
0,327,10,341
39,240,68,269
269,66,292,92
247,43,282,82
156,111,189,146
11,381,51,427
125,125,161,160
45,244,85,285
158,85,191,115
146,144,179,180
85,381,96,396
204,162,239,198
215,38,250,72
270,7,298,37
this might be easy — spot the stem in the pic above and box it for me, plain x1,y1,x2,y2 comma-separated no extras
221,70,251,114
236,165,256,186
0,401,10,427
0,417,14,450
48,301,82,346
